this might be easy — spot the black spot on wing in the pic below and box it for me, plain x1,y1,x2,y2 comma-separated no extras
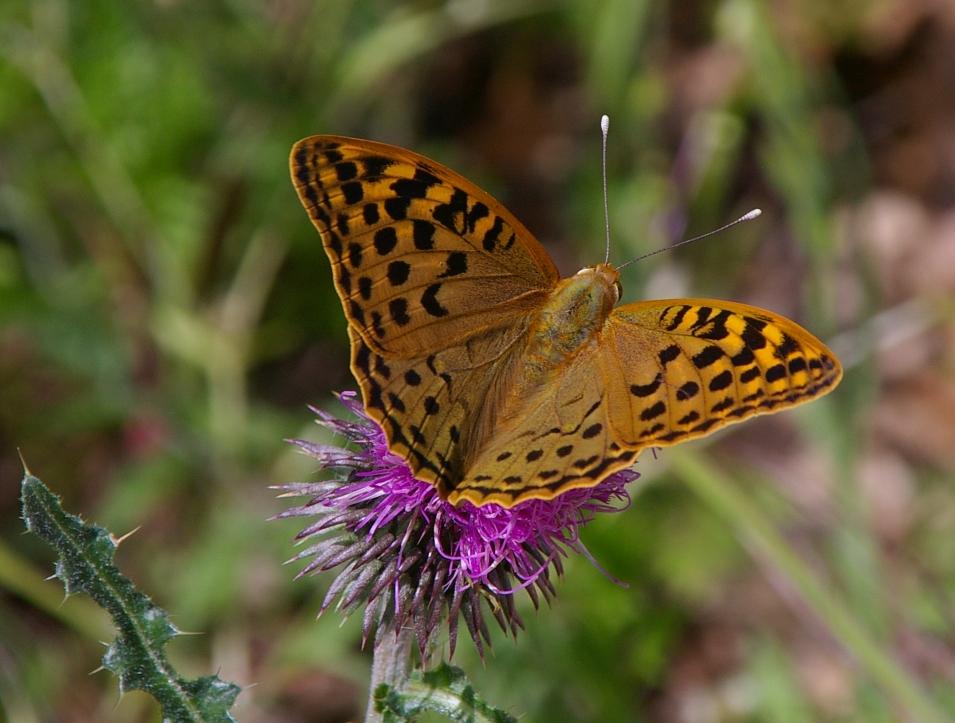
389,297,410,326
690,306,712,328
775,333,799,360
765,364,787,383
466,202,489,232
663,305,690,331
338,267,352,294
630,373,662,397
335,162,357,181
421,284,449,317
708,370,733,392
482,217,504,251
678,411,700,425
349,299,365,325
413,220,436,250
788,357,807,373
742,319,768,349
348,242,362,268
438,251,468,277
711,397,735,413
676,381,699,400
731,347,755,367
692,345,724,369
432,188,468,233
337,212,350,235
387,260,411,286
362,155,394,178
327,229,342,257
341,181,363,204
363,203,380,225
390,178,429,199
358,276,372,300
384,197,409,220
697,318,730,340
659,345,681,365
640,401,666,421
374,227,398,255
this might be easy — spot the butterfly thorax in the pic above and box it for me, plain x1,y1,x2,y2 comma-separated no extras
520,263,620,387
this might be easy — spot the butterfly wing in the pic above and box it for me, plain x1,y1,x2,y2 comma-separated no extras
598,299,842,447
450,340,639,507
350,309,543,494
290,136,559,359
451,299,842,507
291,135,560,493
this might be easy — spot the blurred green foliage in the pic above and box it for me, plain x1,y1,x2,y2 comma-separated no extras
2,1,954,721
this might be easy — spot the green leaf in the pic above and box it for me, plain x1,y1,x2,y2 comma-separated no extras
20,473,240,723
374,662,516,723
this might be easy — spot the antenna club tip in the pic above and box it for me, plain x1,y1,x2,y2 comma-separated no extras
600,115,610,133
742,208,762,221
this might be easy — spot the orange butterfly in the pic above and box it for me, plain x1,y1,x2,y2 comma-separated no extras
290,136,842,508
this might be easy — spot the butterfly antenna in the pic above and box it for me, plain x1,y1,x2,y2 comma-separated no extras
600,114,612,264
616,208,762,270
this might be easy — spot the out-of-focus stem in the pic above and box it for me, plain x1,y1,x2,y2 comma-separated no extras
365,626,413,723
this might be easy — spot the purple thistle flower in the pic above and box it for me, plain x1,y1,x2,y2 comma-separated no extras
275,391,639,657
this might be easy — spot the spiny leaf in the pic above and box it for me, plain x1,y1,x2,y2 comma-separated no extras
374,662,516,723
20,474,240,723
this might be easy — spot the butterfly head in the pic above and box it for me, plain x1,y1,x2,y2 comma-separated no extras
575,262,622,306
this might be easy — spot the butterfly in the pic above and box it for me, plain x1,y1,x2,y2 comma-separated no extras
290,136,842,508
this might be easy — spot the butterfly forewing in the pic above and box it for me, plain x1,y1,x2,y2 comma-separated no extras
290,136,559,358
599,299,842,447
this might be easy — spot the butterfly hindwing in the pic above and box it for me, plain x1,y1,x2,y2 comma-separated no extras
290,136,559,359
449,342,639,507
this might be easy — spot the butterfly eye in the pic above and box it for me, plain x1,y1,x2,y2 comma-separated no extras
613,280,623,301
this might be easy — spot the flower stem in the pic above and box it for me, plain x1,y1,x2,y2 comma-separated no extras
365,626,413,723
672,451,950,723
